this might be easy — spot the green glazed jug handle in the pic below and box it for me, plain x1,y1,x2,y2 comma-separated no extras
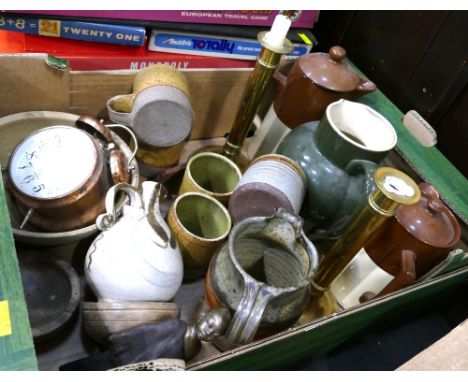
345,159,378,196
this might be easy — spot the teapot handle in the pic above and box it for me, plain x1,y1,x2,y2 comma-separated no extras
96,183,143,231
345,159,378,196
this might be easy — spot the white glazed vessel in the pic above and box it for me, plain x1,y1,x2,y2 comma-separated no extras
85,181,183,301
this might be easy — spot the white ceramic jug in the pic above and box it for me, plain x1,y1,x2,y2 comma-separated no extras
85,181,183,301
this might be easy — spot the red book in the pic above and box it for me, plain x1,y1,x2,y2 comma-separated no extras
56,53,255,71
0,31,254,70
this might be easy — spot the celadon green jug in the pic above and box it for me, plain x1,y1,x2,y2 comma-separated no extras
276,99,397,238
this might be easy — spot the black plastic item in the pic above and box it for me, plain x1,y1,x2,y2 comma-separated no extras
17,249,81,342
59,319,187,371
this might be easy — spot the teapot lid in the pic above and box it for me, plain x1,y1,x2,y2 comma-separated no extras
298,46,365,92
395,183,461,248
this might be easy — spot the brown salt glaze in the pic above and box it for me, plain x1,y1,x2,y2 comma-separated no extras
365,183,461,277
273,46,377,128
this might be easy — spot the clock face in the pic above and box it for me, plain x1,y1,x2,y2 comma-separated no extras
9,126,98,199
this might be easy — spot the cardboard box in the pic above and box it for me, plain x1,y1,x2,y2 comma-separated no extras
0,54,467,371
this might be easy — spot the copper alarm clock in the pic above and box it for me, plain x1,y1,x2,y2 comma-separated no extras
8,116,137,232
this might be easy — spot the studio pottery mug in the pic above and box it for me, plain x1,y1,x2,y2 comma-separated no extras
85,181,184,302
178,152,242,206
167,192,232,273
107,64,194,169
205,208,319,348
228,154,306,224
277,99,397,238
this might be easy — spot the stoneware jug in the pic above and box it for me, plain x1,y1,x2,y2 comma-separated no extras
276,99,397,238
85,181,184,302
205,208,319,348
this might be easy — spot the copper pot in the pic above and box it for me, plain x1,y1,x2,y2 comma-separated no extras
273,46,377,128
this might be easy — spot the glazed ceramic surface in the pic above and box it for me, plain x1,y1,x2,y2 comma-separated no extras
178,152,242,206
106,64,194,171
365,182,461,276
167,192,232,270
277,99,397,237
85,181,183,302
228,154,306,225
273,46,376,128
206,209,319,346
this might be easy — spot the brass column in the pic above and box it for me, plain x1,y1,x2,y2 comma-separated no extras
223,31,293,161
310,167,421,296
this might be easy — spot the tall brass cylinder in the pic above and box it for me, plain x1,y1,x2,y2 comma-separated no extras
311,167,421,295
223,31,293,160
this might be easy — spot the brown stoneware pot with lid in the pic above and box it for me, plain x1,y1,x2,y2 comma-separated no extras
365,182,461,277
273,46,377,128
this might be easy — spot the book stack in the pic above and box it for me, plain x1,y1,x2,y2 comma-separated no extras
0,10,319,71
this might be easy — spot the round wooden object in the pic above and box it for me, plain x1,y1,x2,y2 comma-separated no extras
17,250,80,342
81,301,181,344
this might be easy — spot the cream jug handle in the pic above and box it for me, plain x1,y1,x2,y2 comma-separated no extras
225,282,278,345
106,94,135,126
96,183,143,231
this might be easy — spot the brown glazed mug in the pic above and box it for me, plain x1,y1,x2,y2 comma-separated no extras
273,46,377,128
365,182,461,278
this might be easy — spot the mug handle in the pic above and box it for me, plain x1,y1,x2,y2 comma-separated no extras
345,159,377,196
225,281,277,345
106,94,135,126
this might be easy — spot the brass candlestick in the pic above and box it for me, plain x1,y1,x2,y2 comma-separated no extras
222,31,293,163
304,167,421,319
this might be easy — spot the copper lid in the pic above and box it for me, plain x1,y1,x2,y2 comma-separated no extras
395,183,461,248
298,46,363,92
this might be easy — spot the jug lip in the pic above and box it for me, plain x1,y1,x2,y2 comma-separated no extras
326,99,397,153
227,213,315,293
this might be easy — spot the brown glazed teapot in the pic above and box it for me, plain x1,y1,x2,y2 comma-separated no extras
365,183,461,278
273,46,377,128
